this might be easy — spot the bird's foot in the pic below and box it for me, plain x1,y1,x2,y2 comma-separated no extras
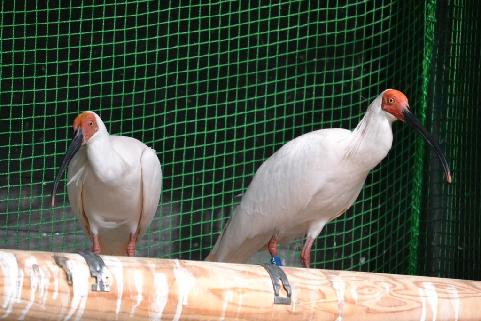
127,233,137,257
267,234,279,257
300,237,315,268
268,234,282,265
92,234,101,255
300,253,310,268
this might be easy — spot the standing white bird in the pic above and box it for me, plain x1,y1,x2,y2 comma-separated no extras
207,89,451,268
51,111,162,256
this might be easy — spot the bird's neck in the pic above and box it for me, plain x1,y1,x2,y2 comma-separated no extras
345,97,394,170
86,132,127,184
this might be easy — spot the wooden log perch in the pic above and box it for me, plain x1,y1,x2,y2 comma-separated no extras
0,249,480,320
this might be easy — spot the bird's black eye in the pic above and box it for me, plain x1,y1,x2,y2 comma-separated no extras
388,98,394,104
88,121,93,127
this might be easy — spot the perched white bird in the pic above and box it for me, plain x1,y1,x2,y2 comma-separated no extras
51,111,162,256
207,89,451,268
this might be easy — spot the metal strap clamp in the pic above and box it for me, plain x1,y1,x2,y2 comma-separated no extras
78,251,111,292
262,263,292,305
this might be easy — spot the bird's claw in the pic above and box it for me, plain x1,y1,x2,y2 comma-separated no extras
300,256,310,268
92,234,101,254
127,245,135,257
127,233,137,256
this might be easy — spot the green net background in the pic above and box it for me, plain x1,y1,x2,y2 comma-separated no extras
1,1,480,280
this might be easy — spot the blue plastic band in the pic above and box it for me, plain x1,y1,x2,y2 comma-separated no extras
271,256,283,266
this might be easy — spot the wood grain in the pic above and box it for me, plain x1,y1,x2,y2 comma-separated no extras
0,249,480,320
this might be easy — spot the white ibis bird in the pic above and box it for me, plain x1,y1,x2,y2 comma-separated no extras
51,111,162,256
207,89,451,268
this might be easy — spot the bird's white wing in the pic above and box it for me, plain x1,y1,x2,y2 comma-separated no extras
66,147,91,237
136,147,162,240
207,128,352,263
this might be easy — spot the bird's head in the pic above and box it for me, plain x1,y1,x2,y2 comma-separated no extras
51,111,105,206
72,111,101,144
381,89,409,121
380,89,451,184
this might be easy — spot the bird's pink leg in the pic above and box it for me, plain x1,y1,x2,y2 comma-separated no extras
300,237,315,268
92,234,101,254
127,233,137,257
267,234,279,257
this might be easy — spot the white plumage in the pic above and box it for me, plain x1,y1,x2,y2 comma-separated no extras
207,89,451,267
52,111,162,256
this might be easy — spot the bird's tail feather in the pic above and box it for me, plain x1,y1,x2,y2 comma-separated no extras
206,206,269,263
205,215,232,262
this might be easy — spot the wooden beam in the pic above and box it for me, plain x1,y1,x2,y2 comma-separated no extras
0,249,480,320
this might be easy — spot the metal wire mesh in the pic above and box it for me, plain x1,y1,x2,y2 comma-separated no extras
0,1,479,279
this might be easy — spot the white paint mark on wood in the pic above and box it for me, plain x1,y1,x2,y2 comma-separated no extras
223,273,247,316
38,262,49,308
19,257,41,320
51,264,59,301
219,290,233,321
234,293,243,318
329,274,345,321
350,284,358,304
290,283,297,312
0,252,19,319
309,278,319,320
63,257,90,321
16,269,24,309
103,257,124,319
49,262,70,320
423,282,438,321
130,269,144,317
375,281,392,303
447,285,459,321
149,272,168,321
173,260,195,321
419,287,426,321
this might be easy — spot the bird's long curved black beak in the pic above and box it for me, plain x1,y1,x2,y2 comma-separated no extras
51,129,84,206
403,108,452,183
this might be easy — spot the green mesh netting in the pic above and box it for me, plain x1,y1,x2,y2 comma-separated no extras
1,1,479,280
418,0,481,280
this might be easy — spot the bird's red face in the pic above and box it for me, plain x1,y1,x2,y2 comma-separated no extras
51,111,101,206
73,111,99,144
381,89,409,121
380,89,451,184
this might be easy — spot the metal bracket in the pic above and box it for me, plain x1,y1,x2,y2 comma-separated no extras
262,263,292,305
78,251,111,292
53,255,73,285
